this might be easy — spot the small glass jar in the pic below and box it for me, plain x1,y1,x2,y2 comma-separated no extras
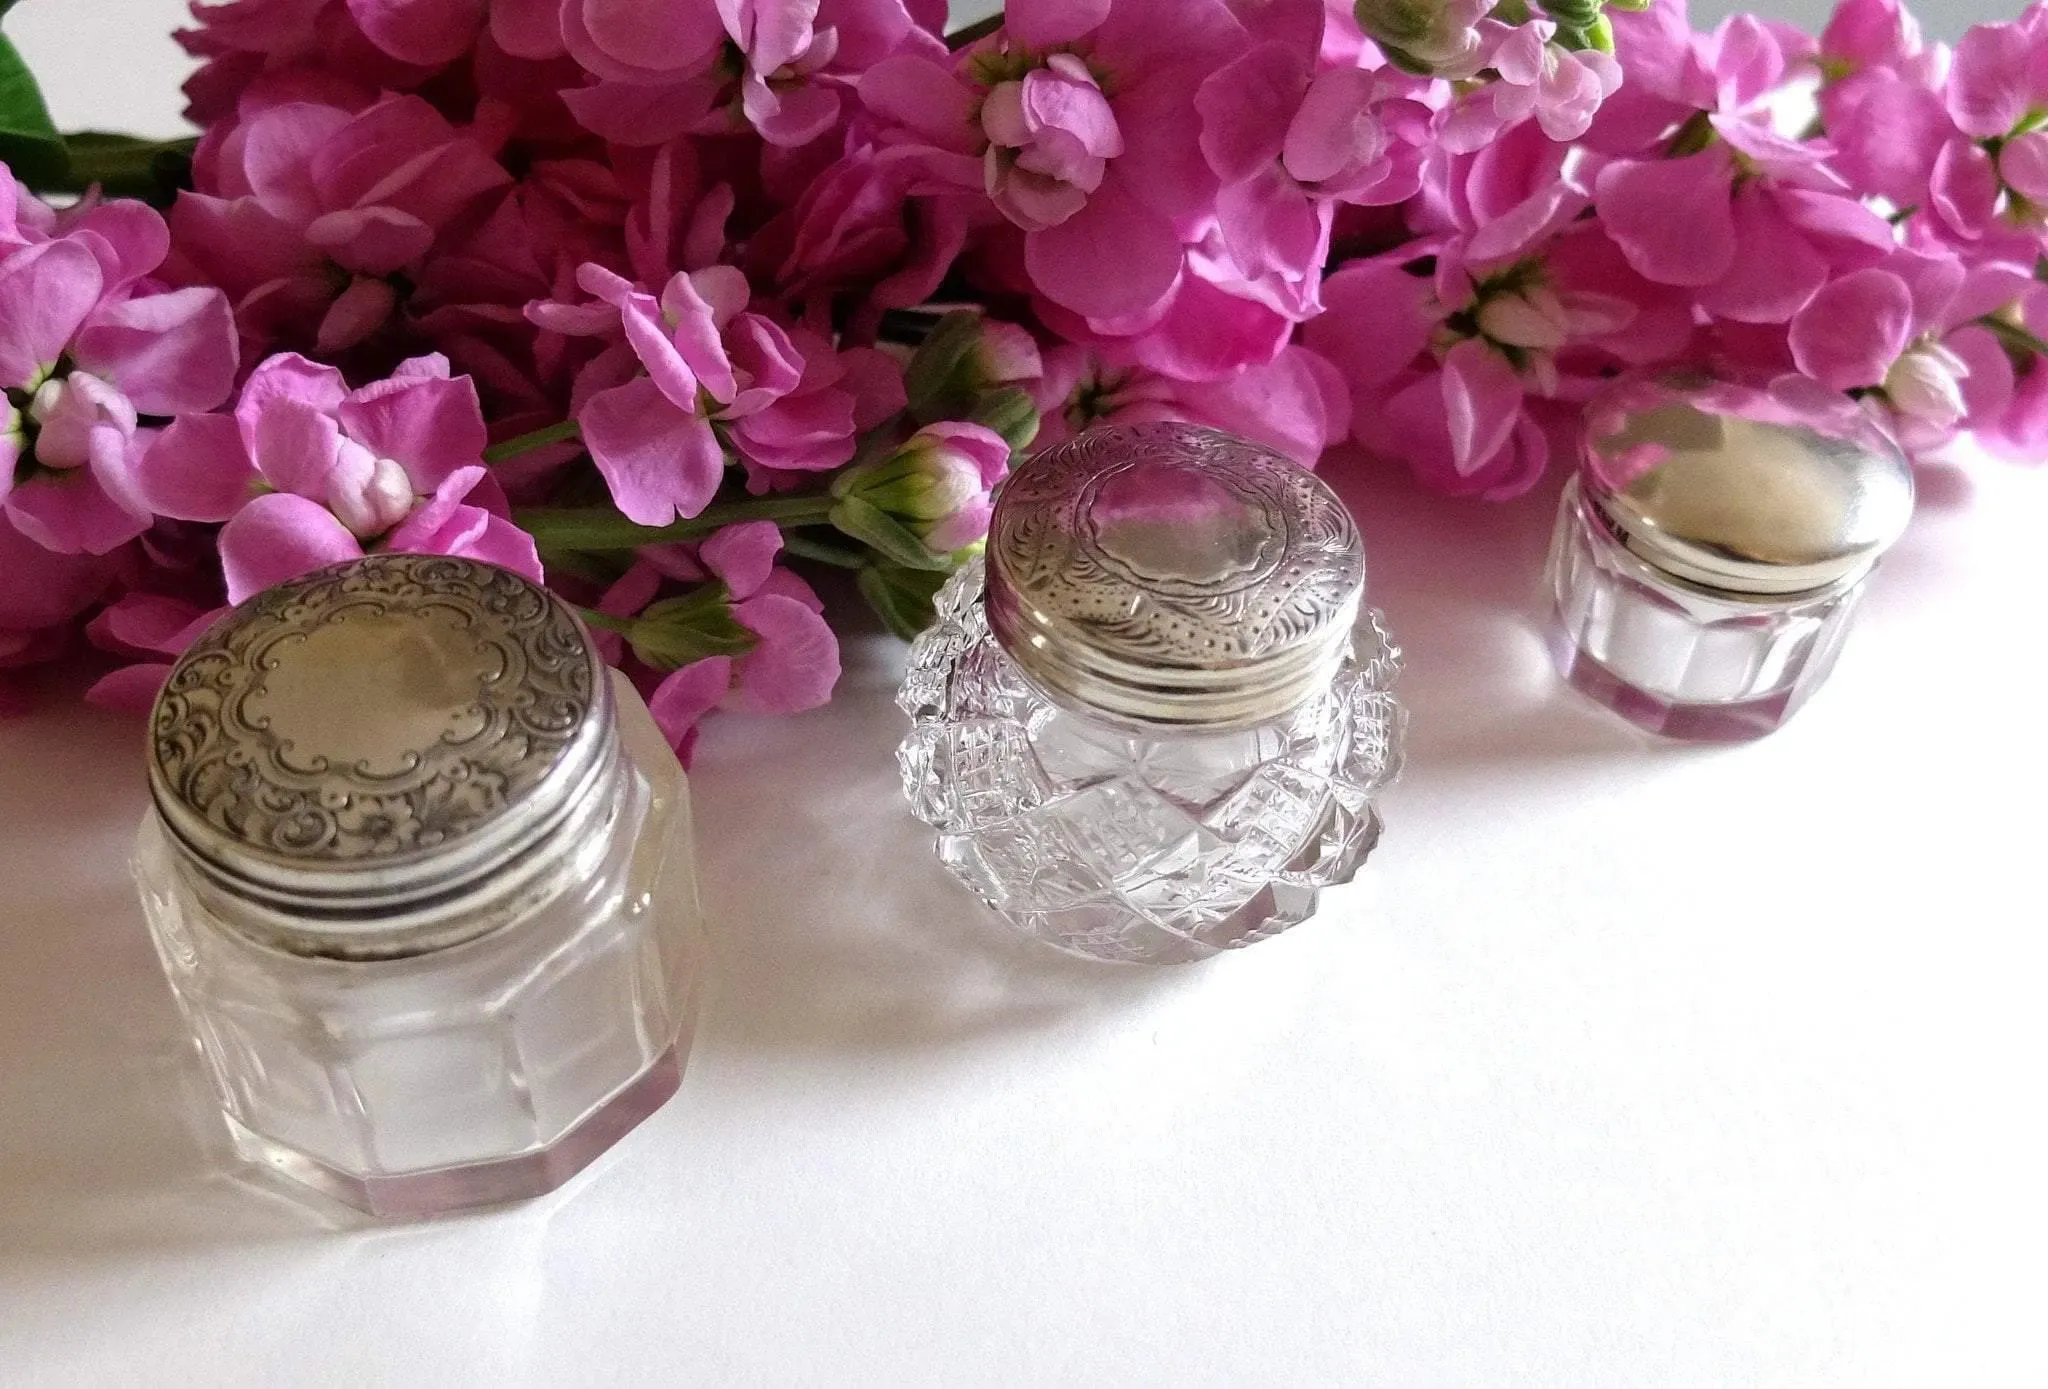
133,555,703,1218
897,422,1404,965
1547,396,1915,740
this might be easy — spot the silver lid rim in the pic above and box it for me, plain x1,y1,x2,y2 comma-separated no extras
145,555,617,947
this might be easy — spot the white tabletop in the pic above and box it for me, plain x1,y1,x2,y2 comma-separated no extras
4,4,2043,1386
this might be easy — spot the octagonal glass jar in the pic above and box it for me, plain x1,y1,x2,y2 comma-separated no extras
133,555,703,1218
1547,395,1914,740
897,422,1404,964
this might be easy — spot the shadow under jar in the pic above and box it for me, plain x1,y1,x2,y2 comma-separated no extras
1547,398,1915,741
897,422,1405,965
133,555,703,1219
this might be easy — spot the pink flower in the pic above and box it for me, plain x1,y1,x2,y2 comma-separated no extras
862,0,1252,322
1593,121,1894,324
561,0,942,146
532,261,901,523
589,521,839,760
170,94,512,352
1484,22,1624,143
1945,7,2048,142
0,199,240,556
1031,340,1348,465
0,510,124,691
1195,42,1394,309
134,352,538,602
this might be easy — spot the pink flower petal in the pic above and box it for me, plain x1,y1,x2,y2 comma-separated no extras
729,592,839,714
578,376,726,525
315,277,400,353
1948,20,2034,139
71,287,239,416
857,54,980,152
3,467,149,555
1788,267,1914,390
219,492,365,604
132,414,257,522
305,206,435,276
1024,178,1184,320
1999,131,2048,203
242,103,355,226
491,0,569,58
1004,0,1111,49
1930,137,2001,240
1695,185,1830,324
337,372,488,489
1593,148,1738,288
699,520,783,599
347,0,486,65
1439,338,1525,477
85,663,177,714
0,239,105,388
647,656,733,758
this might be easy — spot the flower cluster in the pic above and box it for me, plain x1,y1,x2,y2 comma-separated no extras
3,0,2046,740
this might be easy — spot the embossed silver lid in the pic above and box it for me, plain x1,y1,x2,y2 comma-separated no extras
147,554,614,954
1583,401,1915,597
985,422,1366,728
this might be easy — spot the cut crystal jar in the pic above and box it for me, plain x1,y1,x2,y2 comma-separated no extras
897,422,1404,964
133,555,703,1218
1547,395,1914,740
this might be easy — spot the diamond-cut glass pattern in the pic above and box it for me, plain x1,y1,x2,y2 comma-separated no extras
898,560,1404,963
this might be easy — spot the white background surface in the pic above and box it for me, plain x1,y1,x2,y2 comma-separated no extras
3,1,2043,1386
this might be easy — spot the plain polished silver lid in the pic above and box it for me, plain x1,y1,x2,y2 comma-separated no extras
1583,401,1915,597
147,554,613,950
985,422,1366,728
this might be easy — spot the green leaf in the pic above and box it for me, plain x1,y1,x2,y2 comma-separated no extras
829,495,951,571
0,31,66,188
858,563,954,640
627,585,758,671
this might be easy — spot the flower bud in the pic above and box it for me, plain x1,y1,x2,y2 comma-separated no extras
327,440,418,538
1883,342,1970,432
1354,0,1494,73
905,311,1045,425
26,371,139,472
830,422,1013,567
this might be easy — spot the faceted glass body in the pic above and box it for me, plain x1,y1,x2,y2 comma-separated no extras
899,560,1403,963
133,674,702,1218
1547,479,1867,741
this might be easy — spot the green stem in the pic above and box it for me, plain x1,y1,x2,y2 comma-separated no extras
1978,314,2048,361
35,132,198,202
484,419,581,464
517,493,837,551
780,533,868,569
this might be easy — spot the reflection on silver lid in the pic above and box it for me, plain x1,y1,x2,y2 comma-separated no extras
986,422,1365,728
147,554,613,948
1583,402,1915,596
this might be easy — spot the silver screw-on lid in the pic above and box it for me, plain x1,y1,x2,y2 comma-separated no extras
985,422,1366,728
147,554,613,953
1583,401,1915,597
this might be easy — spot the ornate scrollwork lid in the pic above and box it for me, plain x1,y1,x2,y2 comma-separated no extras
985,422,1367,728
148,554,614,931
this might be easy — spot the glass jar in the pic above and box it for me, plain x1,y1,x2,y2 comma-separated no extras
897,422,1404,965
1547,395,1915,740
133,555,703,1218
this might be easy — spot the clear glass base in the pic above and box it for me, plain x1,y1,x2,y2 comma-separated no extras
226,1047,682,1220
898,560,1402,964
136,673,704,1218
1546,479,1865,742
